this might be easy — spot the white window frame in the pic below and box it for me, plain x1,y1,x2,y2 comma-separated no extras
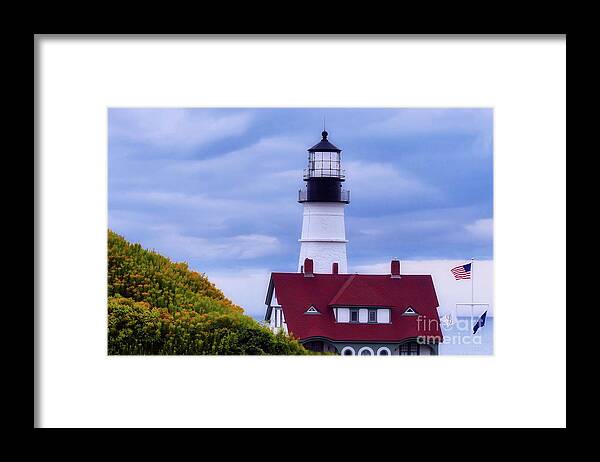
341,346,355,356
377,308,391,323
377,347,392,356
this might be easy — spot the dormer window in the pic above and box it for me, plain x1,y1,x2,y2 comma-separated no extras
403,306,417,316
334,307,391,324
305,305,320,314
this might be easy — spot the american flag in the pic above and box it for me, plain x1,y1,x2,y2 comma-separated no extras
451,262,472,280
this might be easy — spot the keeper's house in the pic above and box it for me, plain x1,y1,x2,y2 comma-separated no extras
265,258,443,355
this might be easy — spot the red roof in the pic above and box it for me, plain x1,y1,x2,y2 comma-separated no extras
269,272,442,343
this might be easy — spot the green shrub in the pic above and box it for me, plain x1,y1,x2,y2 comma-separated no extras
107,230,310,355
108,296,309,355
108,230,241,314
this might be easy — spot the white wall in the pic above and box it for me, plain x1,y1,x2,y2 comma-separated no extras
299,241,348,274
281,310,288,334
298,202,348,274
299,202,347,241
268,307,288,334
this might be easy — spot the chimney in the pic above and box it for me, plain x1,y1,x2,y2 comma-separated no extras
391,259,401,279
304,258,315,277
332,262,339,274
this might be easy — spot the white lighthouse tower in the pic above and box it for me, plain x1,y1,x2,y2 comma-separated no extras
297,130,350,274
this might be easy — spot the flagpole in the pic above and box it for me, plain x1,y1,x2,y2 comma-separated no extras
471,258,475,334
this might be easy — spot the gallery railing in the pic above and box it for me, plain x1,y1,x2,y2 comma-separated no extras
303,168,346,180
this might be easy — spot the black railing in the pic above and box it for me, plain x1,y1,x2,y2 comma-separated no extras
303,168,346,180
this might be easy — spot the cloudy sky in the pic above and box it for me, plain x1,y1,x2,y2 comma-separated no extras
108,108,493,319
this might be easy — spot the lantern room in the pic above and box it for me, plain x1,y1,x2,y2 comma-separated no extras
299,130,350,204
304,130,345,180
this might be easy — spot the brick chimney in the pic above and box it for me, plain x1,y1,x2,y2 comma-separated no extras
304,258,315,277
332,262,339,274
391,259,401,279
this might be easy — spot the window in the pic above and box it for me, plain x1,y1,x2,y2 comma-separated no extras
338,307,391,323
358,347,374,356
336,308,349,322
399,342,420,356
341,346,355,356
305,305,319,314
377,347,391,356
308,151,341,178
377,308,390,323
368,309,377,323
304,341,324,353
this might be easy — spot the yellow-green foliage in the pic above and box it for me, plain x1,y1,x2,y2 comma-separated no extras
107,230,310,355
108,297,310,355
108,230,241,314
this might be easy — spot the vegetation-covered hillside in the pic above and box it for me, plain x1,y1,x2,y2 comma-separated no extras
108,230,309,355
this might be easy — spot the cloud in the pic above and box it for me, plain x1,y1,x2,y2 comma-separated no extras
143,225,282,262
111,188,298,238
207,268,272,319
109,108,254,152
348,206,488,245
166,135,305,175
345,160,436,198
364,108,492,138
465,218,493,241
120,190,243,211
361,109,493,161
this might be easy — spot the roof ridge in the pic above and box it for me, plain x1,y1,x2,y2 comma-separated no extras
329,274,357,306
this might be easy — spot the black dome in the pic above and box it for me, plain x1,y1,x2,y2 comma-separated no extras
308,130,341,152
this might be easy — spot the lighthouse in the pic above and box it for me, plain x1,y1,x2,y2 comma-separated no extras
297,130,350,274
264,127,443,355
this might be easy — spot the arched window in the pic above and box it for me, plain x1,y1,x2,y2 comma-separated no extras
341,346,355,356
399,342,420,355
304,341,324,353
358,346,374,356
377,347,391,356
